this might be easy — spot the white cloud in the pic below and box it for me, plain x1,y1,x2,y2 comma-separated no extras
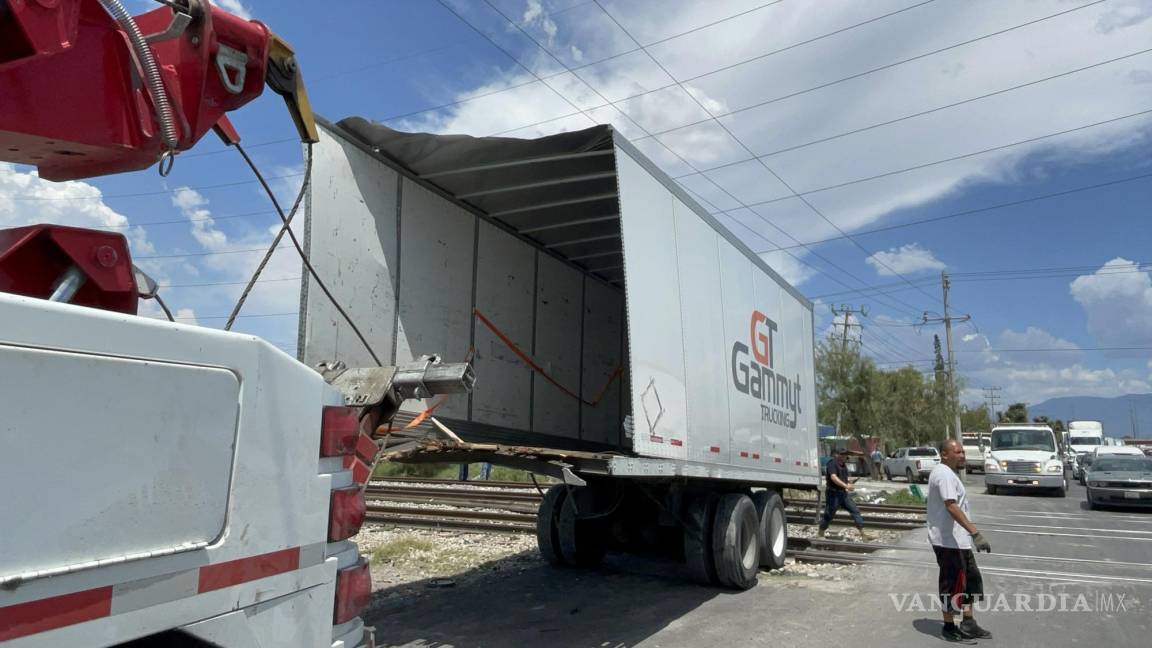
996,326,1083,365
759,249,816,286
865,243,946,276
0,163,154,254
214,0,253,20
1095,0,1152,33
172,186,229,252
388,0,1152,313
522,0,559,45
1069,258,1152,348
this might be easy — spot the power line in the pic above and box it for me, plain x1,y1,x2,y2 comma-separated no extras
136,246,289,260
709,46,1152,170
174,312,298,321
160,276,301,289
756,171,1152,253
91,209,278,231
454,0,927,320
6,173,304,202
494,0,1105,141
592,0,945,310
812,260,1152,300
757,107,1152,200
384,0,799,125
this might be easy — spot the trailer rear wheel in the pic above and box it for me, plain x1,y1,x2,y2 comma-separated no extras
752,490,787,570
537,485,568,566
683,493,719,585
558,489,606,567
712,493,760,590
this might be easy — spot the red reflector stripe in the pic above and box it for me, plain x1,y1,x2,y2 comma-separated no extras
669,439,683,447
354,432,378,465
649,435,664,444
709,446,720,453
198,547,300,594
774,457,782,463
795,460,802,466
343,455,371,485
739,451,749,458
752,453,760,459
0,586,112,641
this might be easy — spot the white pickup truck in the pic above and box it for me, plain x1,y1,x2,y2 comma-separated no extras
883,447,941,483
983,424,1067,497
962,434,990,474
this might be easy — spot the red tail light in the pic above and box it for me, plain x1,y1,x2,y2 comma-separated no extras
321,406,359,457
334,559,372,625
329,486,367,542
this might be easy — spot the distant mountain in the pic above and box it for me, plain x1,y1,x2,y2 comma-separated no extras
1028,394,1152,439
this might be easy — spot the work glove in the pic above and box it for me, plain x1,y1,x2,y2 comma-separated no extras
971,531,992,553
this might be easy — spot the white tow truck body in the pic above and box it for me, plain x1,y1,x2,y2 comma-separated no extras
0,291,372,647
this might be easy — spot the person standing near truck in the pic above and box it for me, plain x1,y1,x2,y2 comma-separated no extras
871,447,885,480
928,438,993,642
819,450,870,541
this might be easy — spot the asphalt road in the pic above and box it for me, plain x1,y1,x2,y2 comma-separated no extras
368,471,1152,647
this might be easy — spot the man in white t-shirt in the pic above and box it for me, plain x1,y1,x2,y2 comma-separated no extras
927,438,993,642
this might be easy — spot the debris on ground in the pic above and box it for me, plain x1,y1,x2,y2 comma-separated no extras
357,524,540,613
764,557,861,582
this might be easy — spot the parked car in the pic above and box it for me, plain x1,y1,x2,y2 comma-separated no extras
1079,445,1145,485
1084,455,1152,510
883,447,941,483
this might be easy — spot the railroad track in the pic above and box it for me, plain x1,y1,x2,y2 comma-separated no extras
363,480,926,566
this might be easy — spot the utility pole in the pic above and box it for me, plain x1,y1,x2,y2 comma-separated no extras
923,272,971,443
983,386,1002,426
830,304,867,351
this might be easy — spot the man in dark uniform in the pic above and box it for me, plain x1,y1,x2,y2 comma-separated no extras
819,449,870,541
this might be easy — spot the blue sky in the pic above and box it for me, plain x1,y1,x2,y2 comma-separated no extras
2,0,1151,406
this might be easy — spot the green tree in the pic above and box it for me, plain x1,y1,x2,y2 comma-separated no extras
871,366,936,447
999,403,1028,423
815,337,884,471
1033,416,1065,433
960,404,991,433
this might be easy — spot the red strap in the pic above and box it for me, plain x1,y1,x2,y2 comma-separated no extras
473,308,621,407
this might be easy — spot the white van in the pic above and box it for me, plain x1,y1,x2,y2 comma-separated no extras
984,424,1067,497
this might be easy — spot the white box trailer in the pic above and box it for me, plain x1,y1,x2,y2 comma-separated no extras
300,117,819,588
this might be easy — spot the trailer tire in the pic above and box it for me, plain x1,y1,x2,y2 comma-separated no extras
712,493,760,590
751,490,787,570
683,493,719,585
558,489,606,567
537,485,569,566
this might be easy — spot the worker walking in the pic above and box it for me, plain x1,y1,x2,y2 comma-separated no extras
928,438,993,642
871,447,885,480
819,449,870,541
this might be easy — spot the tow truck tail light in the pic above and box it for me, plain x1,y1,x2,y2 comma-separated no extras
321,406,360,457
329,486,367,542
334,559,372,625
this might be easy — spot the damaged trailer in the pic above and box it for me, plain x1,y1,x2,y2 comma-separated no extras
299,117,819,589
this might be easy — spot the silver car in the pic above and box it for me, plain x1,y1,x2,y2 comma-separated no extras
1085,455,1152,510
